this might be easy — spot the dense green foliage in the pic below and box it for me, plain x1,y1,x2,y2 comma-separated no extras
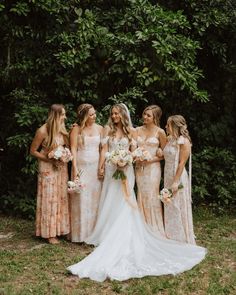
0,0,235,217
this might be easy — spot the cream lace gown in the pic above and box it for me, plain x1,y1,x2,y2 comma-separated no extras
136,136,165,236
163,136,195,244
69,135,102,242
67,137,206,282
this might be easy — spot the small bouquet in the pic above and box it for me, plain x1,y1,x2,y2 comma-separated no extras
132,147,152,162
68,171,85,194
159,183,184,204
48,146,73,163
105,148,133,180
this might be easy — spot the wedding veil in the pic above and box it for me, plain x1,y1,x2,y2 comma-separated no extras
120,103,133,127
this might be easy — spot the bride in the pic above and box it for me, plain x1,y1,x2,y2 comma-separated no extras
67,103,206,282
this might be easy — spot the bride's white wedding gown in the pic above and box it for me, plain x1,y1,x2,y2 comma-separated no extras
67,137,206,282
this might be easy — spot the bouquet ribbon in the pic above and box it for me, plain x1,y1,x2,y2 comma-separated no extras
121,178,137,209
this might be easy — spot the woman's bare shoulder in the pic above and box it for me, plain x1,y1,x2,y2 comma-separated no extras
130,127,138,138
158,127,166,137
37,124,47,136
95,123,104,132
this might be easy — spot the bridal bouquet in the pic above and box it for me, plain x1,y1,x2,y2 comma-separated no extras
132,147,152,162
159,184,184,204
48,146,73,163
106,149,133,180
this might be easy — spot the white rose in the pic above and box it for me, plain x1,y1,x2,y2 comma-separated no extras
111,156,118,165
68,181,75,188
105,152,111,159
54,149,63,159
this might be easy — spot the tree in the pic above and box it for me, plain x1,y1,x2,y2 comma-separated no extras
0,0,235,216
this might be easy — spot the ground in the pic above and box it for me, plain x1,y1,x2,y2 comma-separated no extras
0,208,235,295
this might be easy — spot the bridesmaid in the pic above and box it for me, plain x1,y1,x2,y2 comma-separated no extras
163,115,195,244
135,105,167,236
30,104,70,244
69,103,103,242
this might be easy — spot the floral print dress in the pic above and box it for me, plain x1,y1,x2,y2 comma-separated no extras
36,134,70,238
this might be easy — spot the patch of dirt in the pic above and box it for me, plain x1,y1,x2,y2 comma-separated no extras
0,232,14,239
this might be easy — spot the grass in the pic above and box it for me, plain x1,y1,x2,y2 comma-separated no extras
0,208,235,295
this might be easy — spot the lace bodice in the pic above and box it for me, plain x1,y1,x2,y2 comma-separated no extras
137,136,160,157
163,136,192,194
77,135,101,164
78,135,100,151
109,137,130,152
101,136,132,152
163,136,185,170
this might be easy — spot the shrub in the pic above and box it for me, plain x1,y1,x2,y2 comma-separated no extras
192,147,236,213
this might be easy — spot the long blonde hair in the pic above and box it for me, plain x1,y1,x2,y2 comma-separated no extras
45,104,69,150
76,103,94,146
108,103,132,141
143,105,162,126
76,104,94,129
167,115,191,143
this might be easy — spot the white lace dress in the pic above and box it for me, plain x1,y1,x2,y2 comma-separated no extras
69,135,102,242
67,137,206,282
163,136,195,244
135,136,165,236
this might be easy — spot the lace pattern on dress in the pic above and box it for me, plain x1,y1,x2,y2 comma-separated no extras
101,136,109,146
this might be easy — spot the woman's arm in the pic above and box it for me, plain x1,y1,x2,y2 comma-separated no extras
97,126,109,179
159,128,167,150
30,126,49,162
130,128,137,152
135,127,164,165
98,143,108,179
154,128,167,161
70,125,79,180
172,138,191,193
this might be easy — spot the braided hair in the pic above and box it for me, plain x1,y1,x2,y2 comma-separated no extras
76,103,94,146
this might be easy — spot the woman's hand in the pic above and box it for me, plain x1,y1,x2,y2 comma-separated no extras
157,148,163,158
97,167,104,180
135,158,150,169
72,167,79,180
171,182,179,196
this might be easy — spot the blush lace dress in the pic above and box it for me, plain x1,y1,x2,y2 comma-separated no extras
67,137,206,282
69,135,102,242
135,136,165,236
163,136,195,244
